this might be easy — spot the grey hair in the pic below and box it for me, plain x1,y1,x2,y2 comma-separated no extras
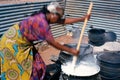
47,2,62,14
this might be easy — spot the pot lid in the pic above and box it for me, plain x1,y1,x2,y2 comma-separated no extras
97,52,120,64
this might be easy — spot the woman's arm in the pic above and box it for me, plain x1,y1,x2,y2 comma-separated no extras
46,37,79,56
43,20,79,56
58,14,91,24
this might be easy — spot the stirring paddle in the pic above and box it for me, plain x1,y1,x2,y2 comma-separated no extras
72,2,93,68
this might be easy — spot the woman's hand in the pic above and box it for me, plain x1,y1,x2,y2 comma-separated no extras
46,38,80,56
70,48,79,56
84,14,91,20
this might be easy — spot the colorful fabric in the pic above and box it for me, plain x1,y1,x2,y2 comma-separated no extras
19,13,54,42
30,53,46,80
0,24,33,80
0,13,54,80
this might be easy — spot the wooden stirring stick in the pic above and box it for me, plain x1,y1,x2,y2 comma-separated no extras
72,2,93,68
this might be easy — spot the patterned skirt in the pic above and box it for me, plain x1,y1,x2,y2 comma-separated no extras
0,24,46,80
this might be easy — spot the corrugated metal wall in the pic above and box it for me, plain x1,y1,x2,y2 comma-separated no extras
1,0,120,40
65,0,120,40
0,1,66,38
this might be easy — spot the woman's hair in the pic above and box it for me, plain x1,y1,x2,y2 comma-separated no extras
47,2,64,17
31,2,64,17
31,5,50,16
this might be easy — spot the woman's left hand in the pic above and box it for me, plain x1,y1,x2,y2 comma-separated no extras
85,14,91,20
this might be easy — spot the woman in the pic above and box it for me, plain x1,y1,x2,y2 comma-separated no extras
0,2,90,80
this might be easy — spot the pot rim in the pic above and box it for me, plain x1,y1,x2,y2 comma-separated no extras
61,63,100,77
61,70,100,77
88,28,105,34
96,52,120,64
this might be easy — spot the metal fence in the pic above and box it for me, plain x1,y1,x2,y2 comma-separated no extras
65,0,120,40
0,0,120,40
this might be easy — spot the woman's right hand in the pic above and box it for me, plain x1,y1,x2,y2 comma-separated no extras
70,48,79,56
46,38,80,56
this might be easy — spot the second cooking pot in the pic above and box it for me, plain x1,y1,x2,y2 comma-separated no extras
88,28,106,46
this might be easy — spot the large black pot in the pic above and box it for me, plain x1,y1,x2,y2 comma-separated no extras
88,28,117,46
59,43,101,80
59,72,101,80
96,51,120,79
88,28,106,46
104,31,117,42
58,43,93,64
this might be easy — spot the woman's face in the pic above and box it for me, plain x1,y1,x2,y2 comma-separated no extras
49,13,61,23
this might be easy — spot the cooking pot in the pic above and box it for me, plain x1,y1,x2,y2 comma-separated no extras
97,51,120,68
88,27,117,46
96,51,120,79
104,31,117,42
59,43,100,80
58,43,93,64
59,72,101,80
88,28,106,46
100,76,120,80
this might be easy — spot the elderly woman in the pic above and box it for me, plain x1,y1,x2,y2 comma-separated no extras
0,2,90,80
